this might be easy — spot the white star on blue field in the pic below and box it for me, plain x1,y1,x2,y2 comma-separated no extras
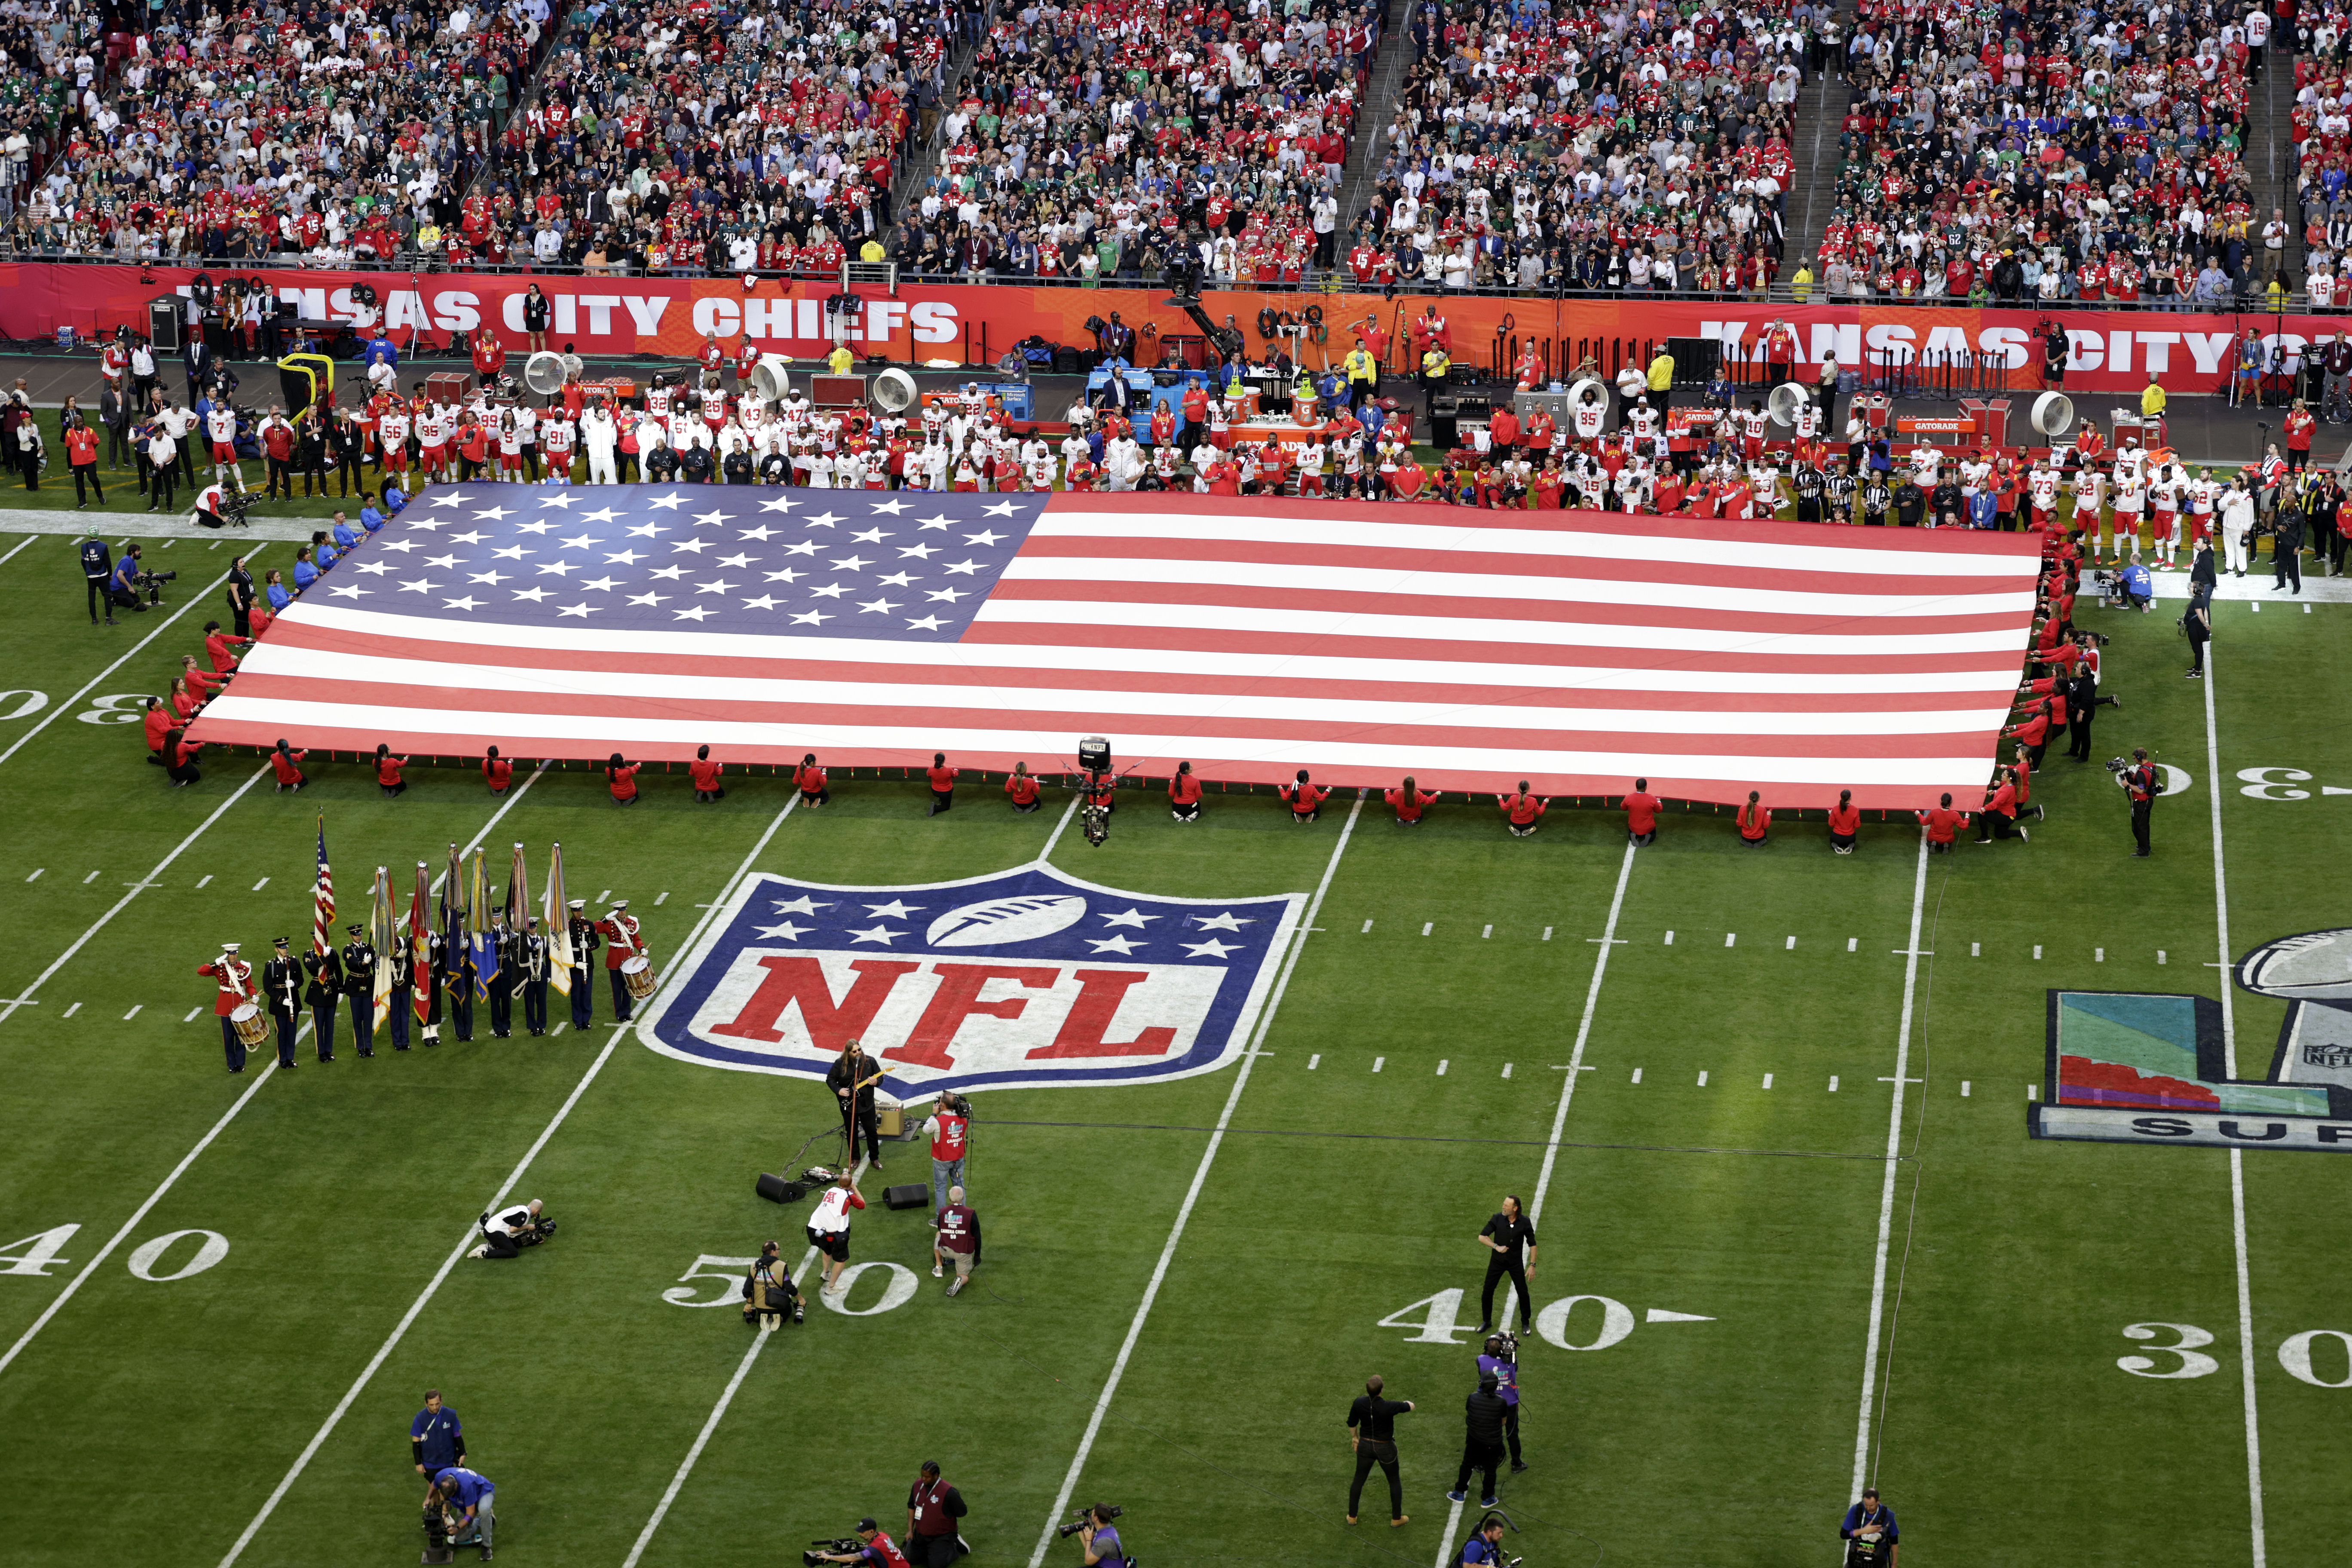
325,486,1050,641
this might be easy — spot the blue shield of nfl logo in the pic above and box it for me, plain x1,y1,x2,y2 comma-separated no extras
643,864,1306,1095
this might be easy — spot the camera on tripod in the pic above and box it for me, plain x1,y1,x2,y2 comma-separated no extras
803,1538,864,1566
1057,1504,1121,1540
421,1499,456,1564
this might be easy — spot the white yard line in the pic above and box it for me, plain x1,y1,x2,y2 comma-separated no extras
1026,798,1364,1568
2205,648,2266,1568
0,557,260,771
222,798,803,1567
0,532,39,569
1034,791,1085,861
1424,842,1640,1562
1850,833,1929,1502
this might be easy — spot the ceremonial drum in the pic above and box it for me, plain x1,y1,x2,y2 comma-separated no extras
229,1003,269,1047
621,956,658,1000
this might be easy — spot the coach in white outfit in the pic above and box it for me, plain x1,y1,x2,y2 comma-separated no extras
581,406,619,485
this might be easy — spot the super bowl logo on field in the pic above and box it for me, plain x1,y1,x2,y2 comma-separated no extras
643,865,1305,1094
2031,928,2352,1153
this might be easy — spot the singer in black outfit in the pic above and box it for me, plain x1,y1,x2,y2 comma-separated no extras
1475,1196,1537,1336
827,1039,885,1166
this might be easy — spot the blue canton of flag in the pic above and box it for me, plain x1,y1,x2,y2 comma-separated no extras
325,486,1049,640
644,865,1306,1095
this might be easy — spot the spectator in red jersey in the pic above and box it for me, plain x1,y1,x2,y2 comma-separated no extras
796,753,830,808
1004,763,1041,815
1168,760,1203,824
1736,791,1771,847
1386,775,1438,825
1624,778,1663,847
606,753,640,805
1974,770,2028,845
483,745,514,796
1917,793,1969,854
689,744,725,803
1827,789,1860,855
270,740,309,794
1280,769,1328,824
926,752,959,815
376,743,410,798
1498,782,1548,838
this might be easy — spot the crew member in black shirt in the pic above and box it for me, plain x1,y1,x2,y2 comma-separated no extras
81,530,114,623
1345,1375,1415,1527
1474,1195,1536,1336
1448,1374,1508,1510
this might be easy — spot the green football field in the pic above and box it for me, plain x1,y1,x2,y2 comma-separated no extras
0,523,2347,1568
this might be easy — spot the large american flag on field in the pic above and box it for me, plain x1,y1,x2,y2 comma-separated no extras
189,485,2046,809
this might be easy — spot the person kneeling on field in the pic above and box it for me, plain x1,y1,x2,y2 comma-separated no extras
471,1198,555,1259
933,1185,981,1296
430,1465,497,1561
742,1239,805,1326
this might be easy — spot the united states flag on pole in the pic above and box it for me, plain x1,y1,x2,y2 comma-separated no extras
190,486,2045,809
310,819,334,957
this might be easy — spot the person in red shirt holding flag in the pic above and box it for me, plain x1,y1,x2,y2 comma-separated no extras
689,744,725,802
1005,762,1041,814
1386,776,1438,825
1279,769,1328,824
483,744,514,796
270,739,309,793
1827,788,1861,854
1498,782,1548,837
1917,792,1969,852
1624,778,1662,845
1168,760,1204,823
796,753,830,807
376,744,410,798
203,620,251,674
926,753,959,815
1974,768,2028,843
1736,791,1771,846
606,753,640,805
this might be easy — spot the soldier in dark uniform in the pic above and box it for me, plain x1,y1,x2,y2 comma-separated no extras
262,936,303,1069
340,923,378,1057
518,915,551,1035
302,941,344,1061
387,929,415,1051
485,909,515,1038
566,898,598,1029
423,929,450,1045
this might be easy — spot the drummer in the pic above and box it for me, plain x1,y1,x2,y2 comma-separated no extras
197,941,259,1073
596,898,648,1023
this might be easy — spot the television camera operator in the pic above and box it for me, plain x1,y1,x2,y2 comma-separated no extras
1456,1513,1515,1568
741,1240,805,1326
106,544,175,616
808,1518,913,1568
429,1464,496,1561
470,1198,556,1260
2112,747,2163,858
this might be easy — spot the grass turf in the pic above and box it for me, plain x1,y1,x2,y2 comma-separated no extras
0,533,2343,1568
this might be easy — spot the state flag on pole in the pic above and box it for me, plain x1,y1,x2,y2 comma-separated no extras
544,842,573,997
190,487,2046,808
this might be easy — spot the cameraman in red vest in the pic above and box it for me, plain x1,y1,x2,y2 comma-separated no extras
924,1093,970,1217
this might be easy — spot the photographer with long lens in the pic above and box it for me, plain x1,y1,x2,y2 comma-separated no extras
1456,1513,1513,1567
1063,1504,1127,1568
808,1519,912,1568
470,1199,556,1260
2114,747,2163,858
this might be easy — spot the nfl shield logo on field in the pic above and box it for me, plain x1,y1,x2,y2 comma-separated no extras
644,865,1305,1094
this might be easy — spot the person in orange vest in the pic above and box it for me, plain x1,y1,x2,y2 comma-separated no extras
1005,762,1042,814
926,752,959,815
1498,782,1548,837
1168,760,1204,823
1917,791,1969,852
1827,787,1861,854
1625,778,1662,845
1386,775,1438,825
689,743,725,802
1279,769,1328,823
1736,790,1770,846
796,753,830,807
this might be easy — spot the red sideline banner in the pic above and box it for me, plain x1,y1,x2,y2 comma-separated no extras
0,261,2319,398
